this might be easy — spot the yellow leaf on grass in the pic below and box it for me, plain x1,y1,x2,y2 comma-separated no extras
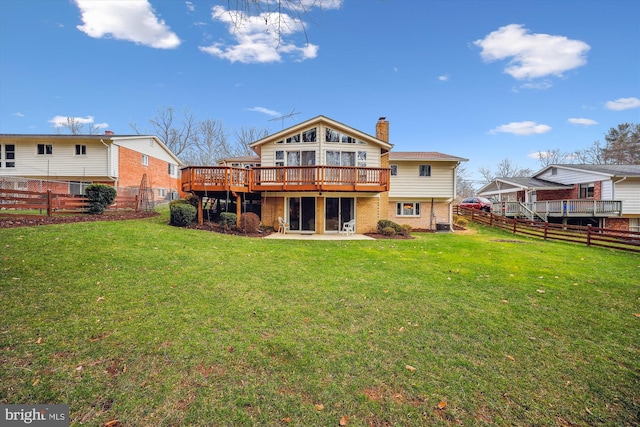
506,355,515,361
405,365,416,372
633,313,640,318
35,337,42,344
437,401,447,409
282,417,291,423
32,378,40,386
339,415,348,426
315,404,324,411
104,420,120,427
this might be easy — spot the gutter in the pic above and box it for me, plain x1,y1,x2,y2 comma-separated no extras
100,139,118,184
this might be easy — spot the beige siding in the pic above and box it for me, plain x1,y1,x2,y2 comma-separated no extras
112,137,178,165
389,161,457,199
0,138,109,178
616,179,640,214
259,124,381,167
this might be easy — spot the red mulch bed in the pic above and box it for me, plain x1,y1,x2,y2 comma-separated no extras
0,210,159,229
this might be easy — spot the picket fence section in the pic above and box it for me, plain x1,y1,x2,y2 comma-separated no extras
455,206,640,253
0,189,138,216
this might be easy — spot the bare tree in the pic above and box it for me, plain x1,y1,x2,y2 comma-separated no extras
479,158,533,183
455,165,476,198
535,148,573,167
131,107,198,158
226,0,319,44
572,141,605,165
56,117,102,135
234,126,269,155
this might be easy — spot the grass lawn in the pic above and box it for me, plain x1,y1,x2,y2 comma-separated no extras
1,210,638,426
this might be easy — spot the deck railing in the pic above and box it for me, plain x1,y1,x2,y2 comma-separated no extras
181,166,251,193
493,199,623,218
250,166,390,192
181,165,390,193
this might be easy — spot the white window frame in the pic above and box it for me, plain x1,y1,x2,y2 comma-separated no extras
37,144,53,155
419,164,431,177
75,144,87,156
142,154,149,166
396,202,421,217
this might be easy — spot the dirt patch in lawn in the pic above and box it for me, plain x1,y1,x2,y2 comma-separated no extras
0,210,159,229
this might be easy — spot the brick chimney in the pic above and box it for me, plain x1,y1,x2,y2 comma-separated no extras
104,130,114,135
376,117,389,143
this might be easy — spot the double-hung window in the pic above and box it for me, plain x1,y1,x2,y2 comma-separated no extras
3,144,15,168
37,144,53,155
419,164,431,177
142,154,149,166
397,202,420,217
579,182,594,198
390,164,398,176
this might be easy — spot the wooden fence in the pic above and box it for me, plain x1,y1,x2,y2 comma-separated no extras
455,206,640,253
0,189,138,216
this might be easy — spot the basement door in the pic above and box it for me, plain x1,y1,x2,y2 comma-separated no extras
325,197,354,232
288,197,316,232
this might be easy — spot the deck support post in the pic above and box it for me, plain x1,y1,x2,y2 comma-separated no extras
198,196,203,225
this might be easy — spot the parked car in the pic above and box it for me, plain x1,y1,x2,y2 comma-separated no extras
459,197,492,212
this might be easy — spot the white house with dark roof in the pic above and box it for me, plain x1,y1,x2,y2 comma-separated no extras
478,164,640,230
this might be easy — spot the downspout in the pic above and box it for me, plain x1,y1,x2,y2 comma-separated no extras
100,139,118,185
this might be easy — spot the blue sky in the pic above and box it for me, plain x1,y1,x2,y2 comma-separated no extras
1,0,639,182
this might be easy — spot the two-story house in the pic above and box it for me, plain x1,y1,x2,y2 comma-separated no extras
478,164,640,231
181,116,467,234
0,132,183,201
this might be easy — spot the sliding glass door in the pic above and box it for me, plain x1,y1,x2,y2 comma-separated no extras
288,197,315,232
325,197,354,232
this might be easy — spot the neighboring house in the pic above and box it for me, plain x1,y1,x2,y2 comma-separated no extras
0,132,184,201
181,116,467,233
478,164,640,231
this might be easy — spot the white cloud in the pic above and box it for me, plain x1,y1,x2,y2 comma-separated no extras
489,121,552,136
605,97,640,111
438,75,449,82
568,118,598,126
199,5,319,63
474,24,590,80
248,107,280,117
185,1,195,12
12,112,25,117
48,115,107,129
74,0,181,49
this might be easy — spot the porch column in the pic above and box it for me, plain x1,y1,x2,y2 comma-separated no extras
236,194,242,227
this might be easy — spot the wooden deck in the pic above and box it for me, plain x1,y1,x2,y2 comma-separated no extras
492,199,623,220
182,166,390,194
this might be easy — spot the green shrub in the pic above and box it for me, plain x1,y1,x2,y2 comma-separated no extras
455,217,468,227
238,212,260,233
381,226,397,237
400,224,412,236
377,219,402,234
85,184,117,215
170,204,197,226
219,212,237,228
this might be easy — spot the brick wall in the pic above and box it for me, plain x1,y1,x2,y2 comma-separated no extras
118,146,181,201
388,201,449,230
537,188,575,201
606,218,629,231
357,197,381,233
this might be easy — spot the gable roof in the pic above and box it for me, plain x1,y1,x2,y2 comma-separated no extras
535,164,640,178
477,177,572,195
248,115,393,155
389,151,468,162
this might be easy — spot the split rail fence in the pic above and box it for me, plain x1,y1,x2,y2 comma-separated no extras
455,206,640,253
0,189,138,216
